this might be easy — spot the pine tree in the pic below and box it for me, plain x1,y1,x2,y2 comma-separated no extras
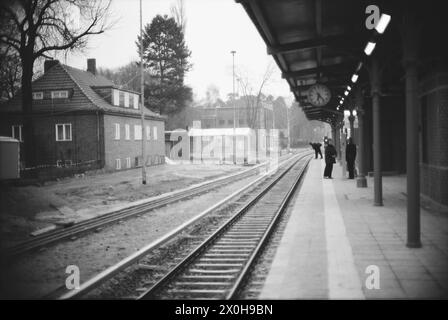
137,14,192,114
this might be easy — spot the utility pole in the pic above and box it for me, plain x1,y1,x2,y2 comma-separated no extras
140,0,147,184
231,50,236,164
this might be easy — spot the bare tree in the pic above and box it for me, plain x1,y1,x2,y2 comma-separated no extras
0,0,113,165
0,45,21,100
237,62,275,129
170,0,186,34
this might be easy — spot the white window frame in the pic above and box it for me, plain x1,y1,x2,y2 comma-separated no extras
115,158,121,170
125,124,130,140
114,123,120,140
124,92,129,108
51,90,68,99
11,125,22,141
153,126,158,140
55,123,72,141
133,94,139,109
126,157,131,168
32,92,43,100
146,126,151,140
134,124,142,141
113,89,120,106
56,160,63,167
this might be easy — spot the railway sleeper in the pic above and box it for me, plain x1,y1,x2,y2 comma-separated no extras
180,275,236,281
166,289,226,298
174,282,231,288
193,263,243,268
203,253,249,258
208,249,252,253
187,268,240,274
198,258,246,263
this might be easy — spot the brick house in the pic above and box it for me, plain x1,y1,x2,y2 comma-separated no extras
0,59,165,177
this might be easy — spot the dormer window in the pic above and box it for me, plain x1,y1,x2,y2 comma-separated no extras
51,90,68,99
113,89,120,106
32,92,43,100
133,94,139,109
124,92,129,108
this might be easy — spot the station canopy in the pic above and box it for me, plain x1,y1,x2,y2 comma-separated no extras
237,0,378,125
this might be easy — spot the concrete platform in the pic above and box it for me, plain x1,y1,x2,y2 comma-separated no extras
260,159,448,299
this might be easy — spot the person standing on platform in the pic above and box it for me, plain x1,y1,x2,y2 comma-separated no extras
324,139,337,179
310,142,318,159
346,137,357,179
315,142,323,159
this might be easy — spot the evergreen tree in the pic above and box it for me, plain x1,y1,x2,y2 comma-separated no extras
137,14,192,114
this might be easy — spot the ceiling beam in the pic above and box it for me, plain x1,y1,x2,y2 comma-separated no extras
267,34,361,55
282,62,352,79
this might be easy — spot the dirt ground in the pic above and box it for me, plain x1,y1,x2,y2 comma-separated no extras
0,162,244,248
0,174,259,299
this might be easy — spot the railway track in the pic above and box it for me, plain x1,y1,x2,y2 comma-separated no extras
60,152,312,300
1,152,303,259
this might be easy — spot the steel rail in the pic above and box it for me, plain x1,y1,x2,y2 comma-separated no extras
59,151,312,300
2,152,304,258
226,156,310,299
137,154,312,300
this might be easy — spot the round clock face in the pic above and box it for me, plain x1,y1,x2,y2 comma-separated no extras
308,84,331,107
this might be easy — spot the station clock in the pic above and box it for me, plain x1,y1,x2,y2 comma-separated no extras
307,84,331,107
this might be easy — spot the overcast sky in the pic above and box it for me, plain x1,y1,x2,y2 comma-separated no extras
63,0,292,102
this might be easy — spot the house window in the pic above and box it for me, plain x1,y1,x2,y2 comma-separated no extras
55,123,72,141
113,89,120,106
11,125,22,141
153,126,158,140
134,125,142,140
126,157,131,168
51,90,68,99
56,160,63,167
146,126,151,140
119,91,125,106
115,158,121,170
219,120,225,125
32,92,43,100
65,160,72,166
124,92,129,108
228,119,233,125
125,124,130,140
133,94,139,109
114,123,120,140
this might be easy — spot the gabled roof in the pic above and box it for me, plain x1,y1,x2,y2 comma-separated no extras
1,61,164,120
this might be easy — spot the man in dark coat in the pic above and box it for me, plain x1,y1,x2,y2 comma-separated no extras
310,142,323,159
315,142,323,159
324,139,337,179
346,137,357,179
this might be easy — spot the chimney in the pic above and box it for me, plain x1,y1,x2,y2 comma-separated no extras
87,58,96,75
44,60,59,73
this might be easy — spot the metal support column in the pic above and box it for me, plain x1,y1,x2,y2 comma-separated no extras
403,13,421,248
355,88,367,188
371,58,383,206
349,115,355,140
334,124,340,161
